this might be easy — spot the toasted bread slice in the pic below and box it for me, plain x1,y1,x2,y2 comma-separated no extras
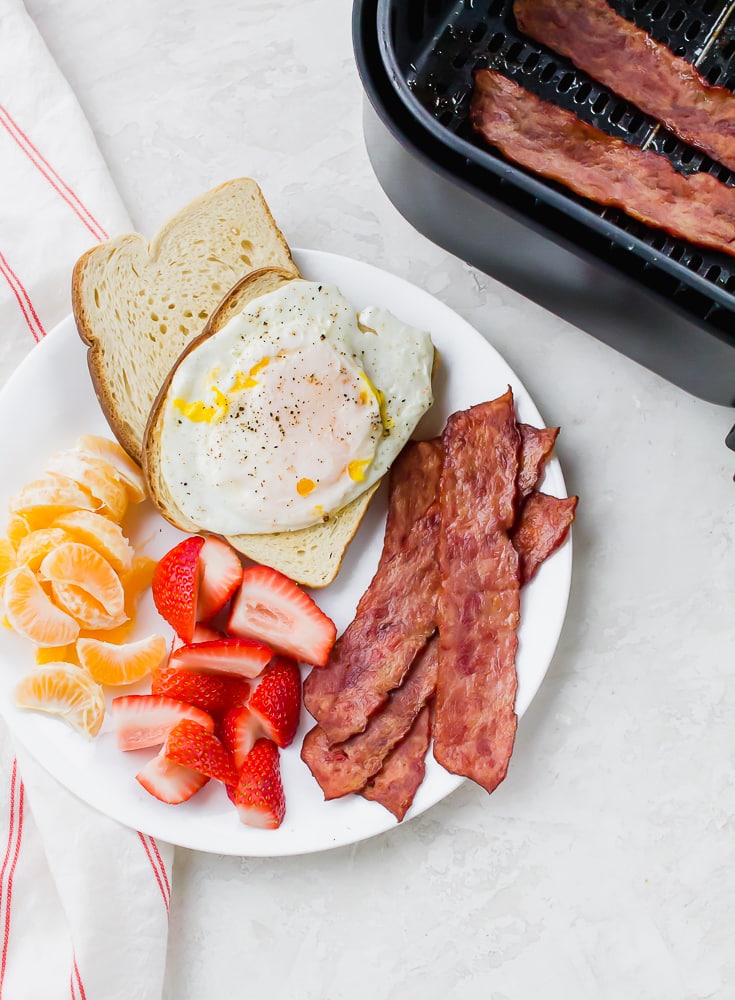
72,178,299,464
143,268,381,588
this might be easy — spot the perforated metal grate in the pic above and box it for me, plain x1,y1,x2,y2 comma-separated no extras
382,0,735,337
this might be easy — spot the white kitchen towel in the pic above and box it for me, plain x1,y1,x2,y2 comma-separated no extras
0,2,174,998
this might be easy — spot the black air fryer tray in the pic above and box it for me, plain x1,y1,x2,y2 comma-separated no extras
354,0,735,407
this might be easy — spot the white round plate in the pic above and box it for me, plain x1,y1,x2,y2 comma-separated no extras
0,249,571,856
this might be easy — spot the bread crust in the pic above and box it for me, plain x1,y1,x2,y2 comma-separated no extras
71,178,298,463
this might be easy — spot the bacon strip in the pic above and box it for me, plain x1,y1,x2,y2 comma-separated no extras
379,438,443,568
433,389,522,794
513,492,578,585
470,70,735,259
514,0,735,173
517,424,558,497
303,446,443,745
362,703,433,822
300,637,438,799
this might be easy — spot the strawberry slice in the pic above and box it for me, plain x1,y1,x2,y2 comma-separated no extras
233,738,286,829
197,536,243,622
163,719,237,785
152,536,204,643
227,565,336,666
151,663,250,717
248,656,301,748
170,637,272,679
111,694,214,751
220,704,259,769
136,747,210,804
171,623,222,653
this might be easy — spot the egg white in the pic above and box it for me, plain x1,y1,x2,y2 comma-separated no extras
159,280,434,534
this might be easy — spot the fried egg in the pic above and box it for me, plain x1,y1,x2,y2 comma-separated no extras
159,280,434,534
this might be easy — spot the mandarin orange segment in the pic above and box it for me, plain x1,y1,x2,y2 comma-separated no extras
75,435,146,503
121,556,157,611
77,633,167,686
6,515,32,549
52,510,134,574
3,566,80,646
16,527,71,572
45,451,128,523
79,619,136,644
35,643,78,666
14,663,105,737
39,542,125,618
51,582,128,631
0,538,17,587
8,475,99,520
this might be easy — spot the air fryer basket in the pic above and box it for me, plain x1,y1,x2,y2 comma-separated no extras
355,0,735,407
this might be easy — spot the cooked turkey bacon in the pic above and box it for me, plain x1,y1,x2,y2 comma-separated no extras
513,492,579,585
517,424,558,497
514,0,735,173
433,389,523,795
300,636,438,800
470,70,735,259
379,438,443,569
302,444,443,745
362,702,433,822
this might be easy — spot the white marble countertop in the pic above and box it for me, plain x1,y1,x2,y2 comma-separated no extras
23,1,735,996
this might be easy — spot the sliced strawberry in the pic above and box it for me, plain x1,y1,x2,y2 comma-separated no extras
233,738,286,830
220,704,260,769
151,663,250,717
227,565,336,666
197,536,243,622
171,623,222,654
170,637,272,679
152,536,204,643
136,747,210,804
111,694,214,751
163,719,237,785
248,656,301,748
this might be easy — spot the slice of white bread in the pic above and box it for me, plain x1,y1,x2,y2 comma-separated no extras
72,178,299,464
143,267,381,588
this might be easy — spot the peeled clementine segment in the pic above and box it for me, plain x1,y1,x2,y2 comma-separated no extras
77,633,167,686
39,542,125,618
51,582,128,631
79,619,135,644
8,475,99,521
35,643,78,666
45,451,128,523
14,662,105,737
121,556,157,610
0,538,17,587
16,527,71,572
52,510,134,574
75,435,146,503
3,566,80,646
6,515,32,549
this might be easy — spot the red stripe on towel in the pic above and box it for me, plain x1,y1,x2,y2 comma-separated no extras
72,956,87,1000
0,103,108,242
137,831,169,911
0,251,45,342
148,836,171,901
0,763,24,998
